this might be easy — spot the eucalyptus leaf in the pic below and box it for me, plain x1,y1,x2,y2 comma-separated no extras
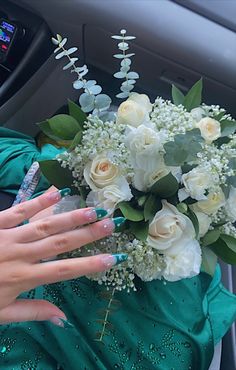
122,79,136,86
150,172,179,198
164,129,203,166
52,37,59,45
201,247,217,276
114,71,126,79
113,54,126,59
183,78,203,112
127,72,139,79
120,65,130,73
84,80,96,88
48,114,81,140
125,53,135,58
73,80,84,90
121,58,131,66
89,85,102,95
63,59,78,70
68,99,87,128
172,84,185,106
121,85,134,92
94,94,112,110
118,201,144,221
79,93,95,112
56,34,62,42
58,37,67,47
220,119,236,137
129,220,149,242
116,92,129,99
55,50,66,59
66,47,78,55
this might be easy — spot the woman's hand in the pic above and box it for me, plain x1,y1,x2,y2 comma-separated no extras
0,189,126,326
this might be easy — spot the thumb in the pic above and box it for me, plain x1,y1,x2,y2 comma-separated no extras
0,299,66,326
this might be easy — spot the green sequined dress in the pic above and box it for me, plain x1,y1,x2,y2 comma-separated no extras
0,127,236,370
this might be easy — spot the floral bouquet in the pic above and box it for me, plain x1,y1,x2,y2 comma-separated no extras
38,30,236,292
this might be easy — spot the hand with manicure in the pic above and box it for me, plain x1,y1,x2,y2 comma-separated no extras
0,188,127,326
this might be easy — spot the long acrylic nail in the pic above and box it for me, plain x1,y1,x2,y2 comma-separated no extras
112,217,126,232
47,188,71,202
85,208,108,222
95,208,108,219
101,253,128,268
49,316,74,329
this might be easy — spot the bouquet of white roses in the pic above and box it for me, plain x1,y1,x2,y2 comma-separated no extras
38,30,236,292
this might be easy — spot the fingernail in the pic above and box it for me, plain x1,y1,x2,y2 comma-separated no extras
47,188,71,202
59,188,71,198
95,208,108,220
101,253,128,268
49,317,74,329
112,217,126,232
85,208,108,222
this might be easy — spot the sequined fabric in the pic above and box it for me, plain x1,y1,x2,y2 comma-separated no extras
0,266,236,370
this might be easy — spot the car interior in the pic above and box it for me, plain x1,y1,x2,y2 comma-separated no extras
0,1,235,369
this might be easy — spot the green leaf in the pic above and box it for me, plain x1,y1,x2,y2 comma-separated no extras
37,120,67,142
172,84,185,106
210,235,236,265
48,114,81,140
202,229,220,247
164,129,203,166
118,202,144,221
144,194,161,221
201,247,217,276
186,207,199,239
220,119,236,137
68,99,87,128
150,172,179,198
129,221,149,242
227,176,236,188
183,78,203,112
68,131,83,151
137,194,148,207
39,159,77,193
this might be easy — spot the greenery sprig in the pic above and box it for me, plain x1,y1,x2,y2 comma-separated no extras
52,34,112,114
112,29,139,99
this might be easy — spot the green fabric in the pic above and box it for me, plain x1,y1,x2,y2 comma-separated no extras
0,127,236,369
0,267,236,370
0,127,63,196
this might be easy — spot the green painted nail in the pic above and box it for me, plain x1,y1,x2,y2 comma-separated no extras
59,188,71,198
95,208,108,220
112,217,126,231
112,253,128,266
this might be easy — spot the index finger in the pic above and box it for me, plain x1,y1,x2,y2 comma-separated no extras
0,188,71,229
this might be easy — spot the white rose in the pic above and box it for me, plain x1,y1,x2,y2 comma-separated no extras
128,92,152,113
194,211,211,237
147,201,195,251
162,239,202,282
191,107,205,122
125,124,163,171
193,188,225,215
225,186,236,221
178,167,211,201
116,93,151,127
196,117,221,143
84,155,119,190
86,178,132,214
